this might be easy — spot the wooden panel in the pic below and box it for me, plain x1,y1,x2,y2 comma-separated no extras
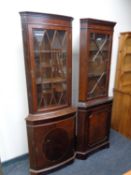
112,32,131,139
80,18,116,31
27,113,75,172
88,109,109,146
112,90,131,138
76,110,87,151
79,28,88,101
115,33,131,91
76,98,112,159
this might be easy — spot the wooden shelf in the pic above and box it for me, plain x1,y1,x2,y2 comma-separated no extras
35,49,67,53
40,62,52,68
89,48,109,52
88,72,106,78
36,77,66,84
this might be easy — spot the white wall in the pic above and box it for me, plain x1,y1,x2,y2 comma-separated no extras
0,0,131,162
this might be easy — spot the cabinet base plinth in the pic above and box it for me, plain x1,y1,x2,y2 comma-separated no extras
30,156,75,175
76,142,110,160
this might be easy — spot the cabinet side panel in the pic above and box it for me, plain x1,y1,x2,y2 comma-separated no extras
66,29,72,105
114,35,125,89
77,110,88,151
20,18,34,112
79,29,88,101
26,125,37,168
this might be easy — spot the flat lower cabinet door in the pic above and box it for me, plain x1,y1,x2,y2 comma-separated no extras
87,107,110,147
76,101,112,159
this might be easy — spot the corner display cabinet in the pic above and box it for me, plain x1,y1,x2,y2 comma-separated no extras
76,18,116,159
20,12,76,175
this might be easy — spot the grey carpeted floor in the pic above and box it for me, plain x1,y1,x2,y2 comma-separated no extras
2,129,131,175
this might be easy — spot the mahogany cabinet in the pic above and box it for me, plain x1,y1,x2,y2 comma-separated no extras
112,32,131,139
20,11,76,174
20,12,73,113
77,98,112,159
26,107,76,174
77,18,116,159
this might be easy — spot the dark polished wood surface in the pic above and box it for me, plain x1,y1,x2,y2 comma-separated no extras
27,108,76,173
79,18,116,102
77,98,112,159
26,107,76,124
20,11,73,22
80,18,116,31
20,11,76,175
20,11,73,113
77,18,116,159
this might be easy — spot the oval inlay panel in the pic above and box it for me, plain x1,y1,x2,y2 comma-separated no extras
43,128,69,161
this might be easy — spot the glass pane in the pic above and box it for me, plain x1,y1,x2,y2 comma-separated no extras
33,29,67,109
87,33,110,99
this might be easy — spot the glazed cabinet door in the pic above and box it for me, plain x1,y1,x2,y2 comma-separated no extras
27,25,71,113
87,31,112,100
79,19,116,102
